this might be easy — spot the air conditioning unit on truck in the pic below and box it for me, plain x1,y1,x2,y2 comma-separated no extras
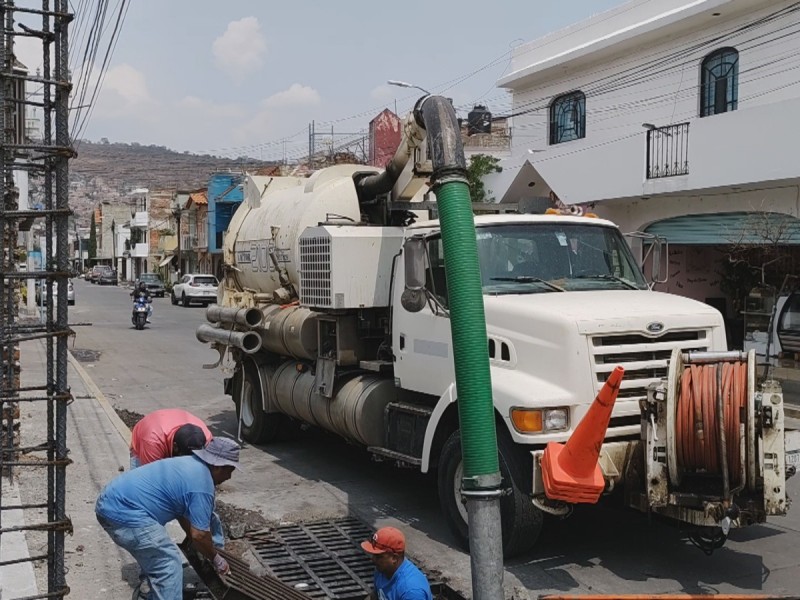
198,98,796,558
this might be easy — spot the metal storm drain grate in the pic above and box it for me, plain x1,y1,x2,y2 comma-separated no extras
242,517,466,600
245,517,374,599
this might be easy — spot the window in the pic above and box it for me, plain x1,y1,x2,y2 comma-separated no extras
549,91,586,144
700,48,738,117
425,236,449,309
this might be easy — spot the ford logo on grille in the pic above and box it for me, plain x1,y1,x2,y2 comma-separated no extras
647,322,665,333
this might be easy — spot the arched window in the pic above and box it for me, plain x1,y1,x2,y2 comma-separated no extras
549,91,586,144
700,48,738,117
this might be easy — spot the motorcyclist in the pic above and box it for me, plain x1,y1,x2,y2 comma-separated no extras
131,281,153,323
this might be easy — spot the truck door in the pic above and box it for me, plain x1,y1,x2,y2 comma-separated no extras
392,235,455,396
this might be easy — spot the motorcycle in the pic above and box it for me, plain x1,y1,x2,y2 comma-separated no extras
131,293,151,330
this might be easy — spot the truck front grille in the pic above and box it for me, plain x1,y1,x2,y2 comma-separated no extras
589,329,710,402
299,236,331,307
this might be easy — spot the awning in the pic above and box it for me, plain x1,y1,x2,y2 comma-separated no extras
645,211,800,245
158,255,173,267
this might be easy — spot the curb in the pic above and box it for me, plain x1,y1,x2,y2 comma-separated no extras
67,350,132,445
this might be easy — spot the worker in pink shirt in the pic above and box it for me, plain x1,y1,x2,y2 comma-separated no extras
130,408,213,468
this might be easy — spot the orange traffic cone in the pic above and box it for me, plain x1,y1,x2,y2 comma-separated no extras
541,366,624,504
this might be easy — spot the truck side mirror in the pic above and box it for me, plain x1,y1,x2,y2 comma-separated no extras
651,242,661,282
401,236,427,313
649,235,668,286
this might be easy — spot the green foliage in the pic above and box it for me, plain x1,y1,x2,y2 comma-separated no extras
88,212,97,258
466,154,503,203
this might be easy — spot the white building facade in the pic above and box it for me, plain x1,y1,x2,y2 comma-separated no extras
490,0,800,349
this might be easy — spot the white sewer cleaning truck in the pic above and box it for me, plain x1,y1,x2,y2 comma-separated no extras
198,96,794,557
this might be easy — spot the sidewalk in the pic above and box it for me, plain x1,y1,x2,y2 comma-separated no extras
6,340,139,598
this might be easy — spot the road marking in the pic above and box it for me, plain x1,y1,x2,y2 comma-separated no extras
67,350,132,445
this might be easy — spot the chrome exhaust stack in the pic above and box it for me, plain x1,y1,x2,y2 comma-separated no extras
196,323,262,354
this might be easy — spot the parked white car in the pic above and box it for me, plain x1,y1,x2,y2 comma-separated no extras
35,279,75,306
171,274,219,307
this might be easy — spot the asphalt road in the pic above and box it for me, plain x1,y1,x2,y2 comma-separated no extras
67,279,800,598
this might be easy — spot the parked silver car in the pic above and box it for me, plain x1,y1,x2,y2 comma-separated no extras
171,274,218,307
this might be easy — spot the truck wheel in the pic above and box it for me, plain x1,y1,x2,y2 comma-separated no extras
234,362,281,444
437,429,543,557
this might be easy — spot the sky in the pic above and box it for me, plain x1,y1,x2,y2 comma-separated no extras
15,0,625,161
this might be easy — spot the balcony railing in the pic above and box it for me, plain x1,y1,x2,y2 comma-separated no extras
131,211,149,228
181,234,196,249
646,122,689,179
131,242,149,258
196,229,207,248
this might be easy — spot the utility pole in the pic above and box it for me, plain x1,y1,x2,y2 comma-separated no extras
73,220,83,273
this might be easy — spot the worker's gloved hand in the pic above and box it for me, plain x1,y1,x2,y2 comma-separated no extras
213,553,230,576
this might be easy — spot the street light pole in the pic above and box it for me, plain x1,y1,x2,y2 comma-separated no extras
172,205,182,278
386,79,431,95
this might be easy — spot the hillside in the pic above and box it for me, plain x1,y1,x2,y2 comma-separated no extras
65,140,277,223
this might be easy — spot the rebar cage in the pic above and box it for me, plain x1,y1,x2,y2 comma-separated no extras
0,1,73,598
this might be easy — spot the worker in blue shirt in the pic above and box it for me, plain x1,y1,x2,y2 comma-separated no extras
95,437,241,599
361,526,433,600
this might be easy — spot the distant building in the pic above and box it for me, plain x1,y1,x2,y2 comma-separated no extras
207,172,244,277
368,109,402,168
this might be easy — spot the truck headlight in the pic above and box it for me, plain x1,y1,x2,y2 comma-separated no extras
510,408,569,433
543,408,569,432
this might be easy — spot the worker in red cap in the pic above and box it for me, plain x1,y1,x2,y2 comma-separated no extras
361,526,432,600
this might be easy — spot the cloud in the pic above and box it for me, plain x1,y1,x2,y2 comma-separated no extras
103,64,153,106
231,83,321,145
370,84,394,101
177,96,245,119
262,83,320,109
70,63,155,126
212,17,267,82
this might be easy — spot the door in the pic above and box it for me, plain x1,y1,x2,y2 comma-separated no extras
392,236,455,396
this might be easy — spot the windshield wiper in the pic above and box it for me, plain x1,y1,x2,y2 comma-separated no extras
573,274,639,290
490,277,565,292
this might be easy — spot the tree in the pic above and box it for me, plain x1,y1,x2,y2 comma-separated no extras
719,208,798,313
466,154,502,203
88,212,97,258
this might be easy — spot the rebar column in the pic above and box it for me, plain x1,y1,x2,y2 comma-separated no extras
0,1,73,597
53,1,70,592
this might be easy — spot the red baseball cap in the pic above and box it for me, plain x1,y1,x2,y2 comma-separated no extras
360,527,405,555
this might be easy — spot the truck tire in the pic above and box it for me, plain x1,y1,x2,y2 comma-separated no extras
437,429,543,557
234,361,281,444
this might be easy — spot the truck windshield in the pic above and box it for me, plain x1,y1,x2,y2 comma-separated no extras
424,222,647,304
477,223,647,293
